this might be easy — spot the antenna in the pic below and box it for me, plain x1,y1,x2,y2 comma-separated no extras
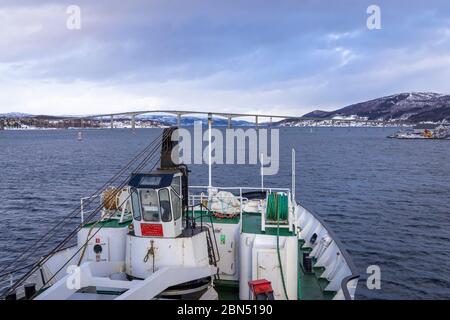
291,148,296,202
208,113,212,191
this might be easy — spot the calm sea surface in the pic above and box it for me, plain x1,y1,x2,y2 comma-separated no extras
1,127,450,299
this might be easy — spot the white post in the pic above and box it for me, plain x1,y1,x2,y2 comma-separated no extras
260,152,264,191
239,188,243,233
80,198,84,223
291,148,296,202
208,113,212,192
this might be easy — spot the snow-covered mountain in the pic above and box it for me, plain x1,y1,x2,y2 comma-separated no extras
0,112,33,118
302,92,450,122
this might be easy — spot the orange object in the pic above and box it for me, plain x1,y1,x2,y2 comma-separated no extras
248,279,273,296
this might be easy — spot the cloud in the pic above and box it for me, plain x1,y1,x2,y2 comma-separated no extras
0,0,450,115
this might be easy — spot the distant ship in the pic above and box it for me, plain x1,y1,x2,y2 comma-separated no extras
388,125,450,139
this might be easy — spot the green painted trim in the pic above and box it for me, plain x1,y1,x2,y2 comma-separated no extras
214,280,240,300
96,290,125,295
313,266,326,278
297,241,336,300
83,218,132,229
242,212,294,236
188,210,240,224
214,279,239,288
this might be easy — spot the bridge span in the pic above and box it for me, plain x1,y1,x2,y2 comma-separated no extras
69,109,410,130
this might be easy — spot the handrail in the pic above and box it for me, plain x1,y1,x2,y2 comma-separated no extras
188,191,249,221
341,275,360,300
300,203,360,300
187,203,221,264
189,185,290,192
0,245,75,292
80,194,100,223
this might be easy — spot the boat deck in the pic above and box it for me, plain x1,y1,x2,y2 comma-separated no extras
82,210,337,300
189,210,336,300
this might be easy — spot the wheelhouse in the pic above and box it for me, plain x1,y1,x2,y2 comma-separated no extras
129,171,183,238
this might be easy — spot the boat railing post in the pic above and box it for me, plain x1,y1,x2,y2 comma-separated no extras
288,193,293,233
200,193,204,229
80,198,84,223
119,204,125,223
261,196,266,232
260,152,264,191
240,188,243,233
208,113,212,194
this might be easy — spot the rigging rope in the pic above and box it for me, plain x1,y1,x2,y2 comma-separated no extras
2,129,172,297
36,147,165,291
0,131,165,278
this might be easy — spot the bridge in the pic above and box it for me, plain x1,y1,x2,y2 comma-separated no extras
64,109,409,130
0,109,410,130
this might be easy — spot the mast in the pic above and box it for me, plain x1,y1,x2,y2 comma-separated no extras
208,113,212,191
291,148,296,202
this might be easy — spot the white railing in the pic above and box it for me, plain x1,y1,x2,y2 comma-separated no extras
189,186,290,192
80,194,101,223
296,204,359,300
189,185,293,233
188,193,249,220
80,192,132,224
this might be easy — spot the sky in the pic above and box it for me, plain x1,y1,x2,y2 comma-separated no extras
0,0,450,117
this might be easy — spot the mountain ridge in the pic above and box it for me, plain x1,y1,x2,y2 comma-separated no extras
3,92,450,125
302,92,450,123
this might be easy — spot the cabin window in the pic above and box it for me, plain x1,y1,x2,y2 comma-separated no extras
171,189,181,220
141,189,160,222
159,188,172,222
131,189,141,221
171,176,181,195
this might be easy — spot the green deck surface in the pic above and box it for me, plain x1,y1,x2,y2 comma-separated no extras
83,217,132,228
188,210,240,224
214,279,240,300
190,210,335,300
241,212,294,236
298,243,335,300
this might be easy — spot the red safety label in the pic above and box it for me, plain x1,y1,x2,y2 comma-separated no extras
140,223,163,237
